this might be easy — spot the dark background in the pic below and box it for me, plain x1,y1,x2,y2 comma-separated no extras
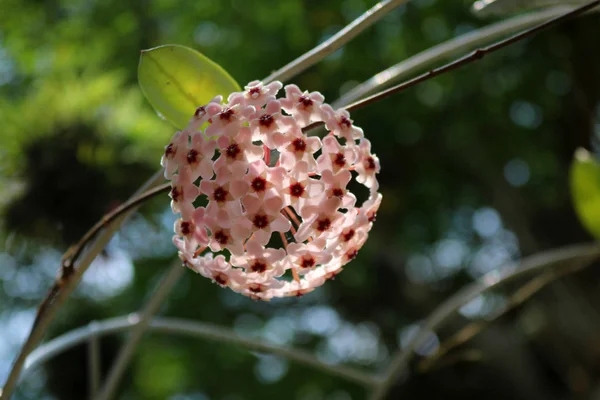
2,0,600,399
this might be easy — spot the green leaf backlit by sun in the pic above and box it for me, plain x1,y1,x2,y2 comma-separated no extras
570,147,600,239
138,44,240,129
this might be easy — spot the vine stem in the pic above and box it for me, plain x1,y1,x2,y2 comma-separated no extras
368,242,600,400
263,0,409,84
333,6,589,109
21,316,379,388
303,0,600,133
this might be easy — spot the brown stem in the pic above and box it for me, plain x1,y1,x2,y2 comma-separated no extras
303,0,600,134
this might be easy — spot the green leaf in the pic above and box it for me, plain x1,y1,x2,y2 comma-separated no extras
570,148,600,239
138,44,240,129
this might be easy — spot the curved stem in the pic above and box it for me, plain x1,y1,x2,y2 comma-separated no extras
22,317,379,389
368,242,600,400
263,0,409,84
94,260,184,400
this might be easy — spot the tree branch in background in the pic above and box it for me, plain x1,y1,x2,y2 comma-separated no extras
343,0,599,113
368,242,600,400
333,6,587,109
302,0,599,134
94,260,185,400
263,0,410,84
22,316,380,389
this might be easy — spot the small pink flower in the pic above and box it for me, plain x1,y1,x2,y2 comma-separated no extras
205,103,255,138
281,84,326,126
285,238,332,273
278,126,322,171
214,127,263,173
317,135,357,174
282,161,324,208
161,130,189,179
186,95,223,132
186,132,217,181
355,139,381,191
244,160,285,198
242,194,290,245
320,168,356,209
236,80,283,109
248,100,294,148
231,238,286,276
321,104,364,143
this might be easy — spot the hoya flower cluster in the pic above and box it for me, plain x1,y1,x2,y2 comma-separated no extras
162,80,381,300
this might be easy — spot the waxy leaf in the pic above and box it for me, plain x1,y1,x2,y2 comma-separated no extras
138,44,240,129
570,148,600,239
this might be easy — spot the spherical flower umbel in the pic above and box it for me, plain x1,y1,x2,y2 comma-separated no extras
162,81,382,300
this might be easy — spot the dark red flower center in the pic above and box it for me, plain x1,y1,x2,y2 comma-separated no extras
165,143,175,158
298,95,313,109
180,221,193,236
194,105,206,117
259,114,274,128
332,188,344,198
250,260,268,273
367,211,377,222
292,138,306,152
345,248,359,261
339,116,352,129
251,176,267,192
226,143,241,159
253,214,269,229
365,156,376,170
333,153,346,167
316,217,331,232
342,229,355,242
187,149,199,164
213,187,228,203
290,182,305,197
249,283,265,293
219,108,234,121
170,186,181,202
213,230,229,245
301,257,316,269
213,272,228,286
248,87,261,97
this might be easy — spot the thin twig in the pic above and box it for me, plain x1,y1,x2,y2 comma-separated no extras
65,183,171,271
417,269,560,373
87,322,101,400
94,260,184,400
263,0,410,84
344,0,599,114
22,316,380,388
302,0,599,134
333,6,583,109
368,242,600,400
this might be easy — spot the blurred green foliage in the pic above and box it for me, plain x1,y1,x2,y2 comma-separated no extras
1,0,600,399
